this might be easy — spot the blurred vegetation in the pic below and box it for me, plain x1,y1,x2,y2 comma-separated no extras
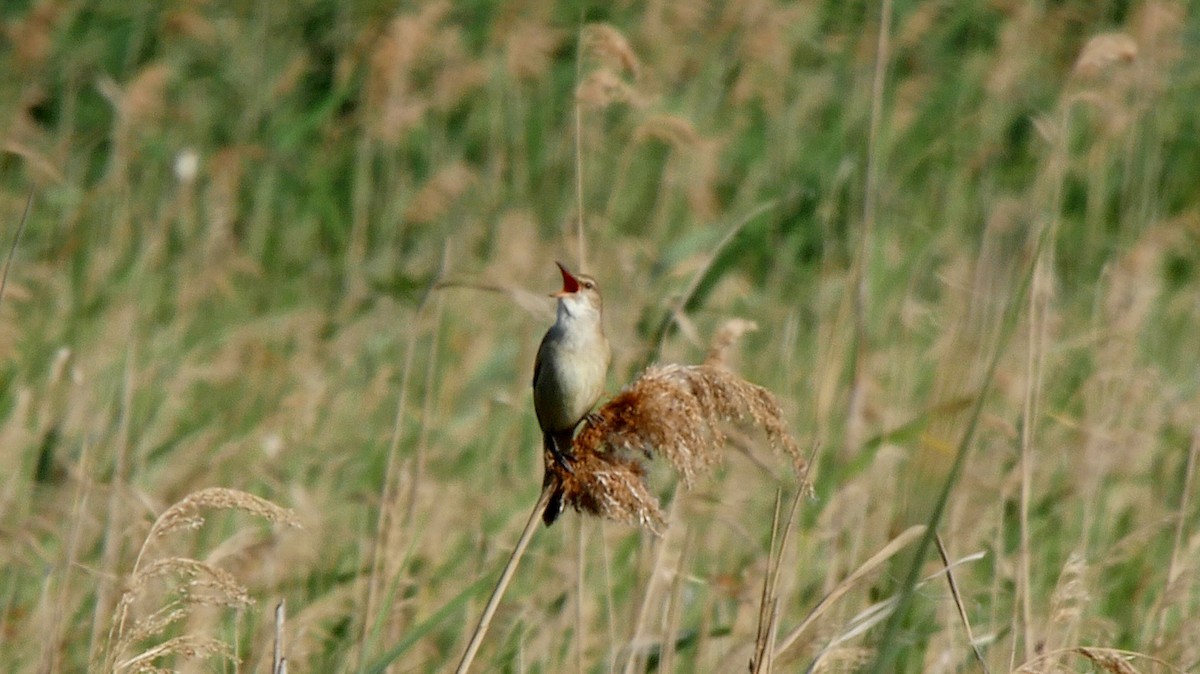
1,0,1199,671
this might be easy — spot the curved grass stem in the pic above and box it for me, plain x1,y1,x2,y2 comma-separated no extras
455,485,553,674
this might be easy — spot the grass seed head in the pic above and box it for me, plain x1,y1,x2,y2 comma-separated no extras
1072,33,1138,78
583,23,641,78
116,635,234,673
544,363,807,531
150,487,300,539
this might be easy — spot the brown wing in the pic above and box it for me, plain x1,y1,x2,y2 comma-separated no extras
532,330,549,388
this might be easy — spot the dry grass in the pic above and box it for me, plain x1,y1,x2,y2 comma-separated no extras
1,1,1199,672
104,489,299,673
457,350,807,671
543,362,808,531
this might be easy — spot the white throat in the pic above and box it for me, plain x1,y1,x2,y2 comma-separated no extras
557,294,593,320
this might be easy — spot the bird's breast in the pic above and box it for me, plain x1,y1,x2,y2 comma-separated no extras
533,324,610,433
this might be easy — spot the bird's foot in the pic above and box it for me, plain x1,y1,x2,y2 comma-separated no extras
584,411,604,428
550,445,576,475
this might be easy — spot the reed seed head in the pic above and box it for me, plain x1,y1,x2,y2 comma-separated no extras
543,363,808,531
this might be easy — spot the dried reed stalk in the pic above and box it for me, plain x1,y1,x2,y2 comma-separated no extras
542,363,808,532
752,486,809,674
934,533,990,674
273,600,287,674
454,485,553,674
775,525,927,662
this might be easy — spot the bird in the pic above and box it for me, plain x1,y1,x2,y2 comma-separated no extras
532,261,611,482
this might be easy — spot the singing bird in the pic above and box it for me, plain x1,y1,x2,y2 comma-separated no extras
533,261,611,477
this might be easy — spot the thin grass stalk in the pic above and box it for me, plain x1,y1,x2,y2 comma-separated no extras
600,521,618,672
865,211,1054,674
763,446,818,629
935,533,990,674
273,600,286,674
775,525,926,660
1168,431,1199,586
659,528,692,674
378,249,452,650
0,189,32,308
1154,430,1200,647
1019,92,1072,666
345,134,374,305
35,562,56,672
455,485,554,674
365,245,450,652
762,486,809,660
815,245,856,458
751,491,783,674
621,496,679,674
95,343,137,670
44,436,94,674
573,12,587,270
234,608,244,674
804,550,987,672
1017,231,1048,663
359,343,416,663
576,519,586,674
993,493,1009,672
359,270,436,667
1017,243,1042,661
401,247,450,534
764,599,780,674
846,0,893,456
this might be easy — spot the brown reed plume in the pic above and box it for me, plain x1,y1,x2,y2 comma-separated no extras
456,357,808,673
542,362,809,531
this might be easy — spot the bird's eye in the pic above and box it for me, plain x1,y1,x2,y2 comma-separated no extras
584,281,594,289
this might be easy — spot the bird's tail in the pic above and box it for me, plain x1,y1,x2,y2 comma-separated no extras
541,431,573,525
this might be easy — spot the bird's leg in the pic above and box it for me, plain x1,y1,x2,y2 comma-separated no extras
584,411,604,428
547,433,575,475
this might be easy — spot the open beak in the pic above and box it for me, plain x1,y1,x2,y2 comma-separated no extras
553,261,580,297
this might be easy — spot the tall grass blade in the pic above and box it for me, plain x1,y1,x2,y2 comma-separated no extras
865,221,1053,673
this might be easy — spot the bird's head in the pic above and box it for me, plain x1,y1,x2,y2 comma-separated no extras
553,261,603,318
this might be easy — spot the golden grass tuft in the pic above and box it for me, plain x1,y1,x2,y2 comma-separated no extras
582,23,641,79
633,114,701,148
705,318,759,368
404,162,479,225
575,68,639,109
1049,553,1089,626
6,1,61,69
115,635,235,673
122,63,173,128
1072,33,1138,78
148,487,300,540
103,489,300,673
363,2,465,142
504,20,565,81
1015,647,1170,674
124,558,252,611
543,363,808,531
109,556,251,673
1074,647,1143,674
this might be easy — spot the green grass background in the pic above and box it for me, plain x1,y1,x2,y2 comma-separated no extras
2,0,1199,671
